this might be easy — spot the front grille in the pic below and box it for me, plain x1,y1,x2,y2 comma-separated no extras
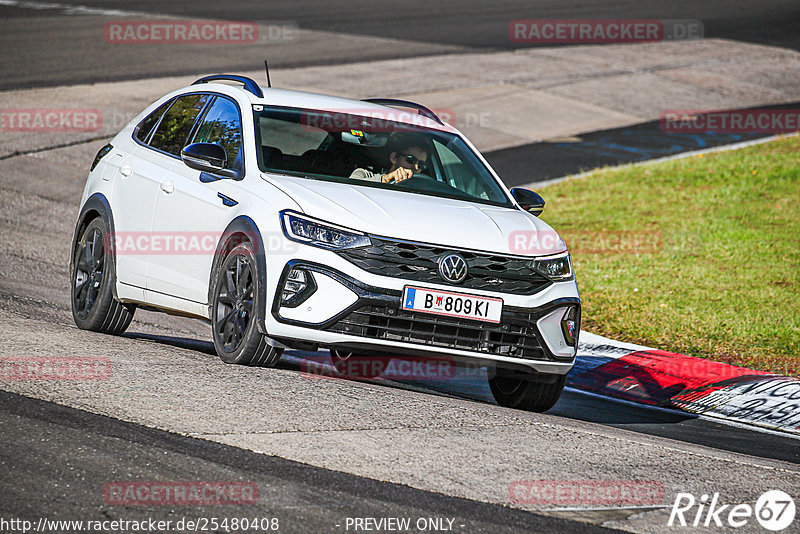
327,304,548,360
337,237,552,295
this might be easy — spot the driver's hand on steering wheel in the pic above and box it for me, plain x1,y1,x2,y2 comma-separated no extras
381,167,414,184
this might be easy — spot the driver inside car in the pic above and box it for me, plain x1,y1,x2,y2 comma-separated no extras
350,133,428,184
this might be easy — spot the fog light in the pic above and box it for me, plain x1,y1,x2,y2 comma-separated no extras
560,306,579,346
280,268,316,307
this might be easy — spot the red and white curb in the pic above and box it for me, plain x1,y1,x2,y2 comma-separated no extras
572,332,800,435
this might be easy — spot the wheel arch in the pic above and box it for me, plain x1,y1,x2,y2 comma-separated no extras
208,216,269,333
71,193,119,297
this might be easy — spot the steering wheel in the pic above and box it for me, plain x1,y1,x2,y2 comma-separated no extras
395,174,475,200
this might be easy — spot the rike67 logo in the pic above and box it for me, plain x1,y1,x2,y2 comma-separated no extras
669,490,795,531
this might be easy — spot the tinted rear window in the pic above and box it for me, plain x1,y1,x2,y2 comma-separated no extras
134,98,173,143
149,94,210,156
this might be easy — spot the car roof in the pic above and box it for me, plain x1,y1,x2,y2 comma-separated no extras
196,81,456,133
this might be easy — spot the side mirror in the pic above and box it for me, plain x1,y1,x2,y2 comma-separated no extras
511,188,545,217
181,143,238,179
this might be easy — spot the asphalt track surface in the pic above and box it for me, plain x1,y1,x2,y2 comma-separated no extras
484,101,800,186
1,0,799,89
0,264,798,532
0,133,798,530
2,2,800,532
0,391,615,534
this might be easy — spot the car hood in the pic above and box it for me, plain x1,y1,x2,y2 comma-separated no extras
263,174,567,256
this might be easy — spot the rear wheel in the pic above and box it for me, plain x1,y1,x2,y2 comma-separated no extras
488,369,567,412
211,243,283,367
70,218,134,334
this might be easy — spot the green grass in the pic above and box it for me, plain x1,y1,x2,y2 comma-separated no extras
539,135,800,376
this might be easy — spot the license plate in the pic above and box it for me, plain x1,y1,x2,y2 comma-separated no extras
402,286,503,323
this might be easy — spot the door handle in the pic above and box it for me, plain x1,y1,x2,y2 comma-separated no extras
160,181,174,194
119,166,132,177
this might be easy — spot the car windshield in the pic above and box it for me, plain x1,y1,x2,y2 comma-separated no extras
253,106,513,207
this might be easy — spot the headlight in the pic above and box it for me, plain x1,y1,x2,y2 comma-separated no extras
532,252,573,281
281,211,371,250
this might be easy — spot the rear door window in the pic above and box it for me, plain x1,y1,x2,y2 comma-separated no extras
149,94,210,156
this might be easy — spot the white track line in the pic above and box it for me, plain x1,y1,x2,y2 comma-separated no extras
566,387,800,439
0,0,159,17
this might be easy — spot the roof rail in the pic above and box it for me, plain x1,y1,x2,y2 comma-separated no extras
192,75,264,98
361,98,444,125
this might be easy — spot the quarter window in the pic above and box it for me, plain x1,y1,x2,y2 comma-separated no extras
134,98,173,143
149,94,210,156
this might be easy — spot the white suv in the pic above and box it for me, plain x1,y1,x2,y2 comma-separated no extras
71,74,580,411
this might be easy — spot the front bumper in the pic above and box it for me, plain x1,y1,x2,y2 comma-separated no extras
267,259,580,375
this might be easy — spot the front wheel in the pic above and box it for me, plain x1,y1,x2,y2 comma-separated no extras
70,218,134,334
488,369,567,412
211,243,282,367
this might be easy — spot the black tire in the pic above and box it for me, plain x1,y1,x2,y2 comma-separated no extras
488,369,567,412
71,218,135,334
211,243,282,367
329,349,391,379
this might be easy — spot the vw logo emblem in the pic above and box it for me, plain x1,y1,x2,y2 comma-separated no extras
438,254,468,283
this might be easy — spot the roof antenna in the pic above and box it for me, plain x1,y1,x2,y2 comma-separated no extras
264,59,272,88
